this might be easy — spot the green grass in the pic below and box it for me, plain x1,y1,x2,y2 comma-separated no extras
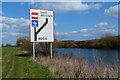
2,47,52,78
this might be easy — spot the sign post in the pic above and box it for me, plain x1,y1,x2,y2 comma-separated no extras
30,9,54,59
33,43,35,59
50,42,52,59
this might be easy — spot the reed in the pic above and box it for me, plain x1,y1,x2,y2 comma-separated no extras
36,55,118,78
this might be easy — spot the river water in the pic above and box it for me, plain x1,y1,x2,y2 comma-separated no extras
55,48,119,65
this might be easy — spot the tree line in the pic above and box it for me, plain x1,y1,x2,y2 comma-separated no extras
15,35,119,57
53,35,120,49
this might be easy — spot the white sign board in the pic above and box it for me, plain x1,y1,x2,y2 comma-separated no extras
30,9,54,42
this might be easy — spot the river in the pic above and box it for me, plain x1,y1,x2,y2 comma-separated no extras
55,48,119,65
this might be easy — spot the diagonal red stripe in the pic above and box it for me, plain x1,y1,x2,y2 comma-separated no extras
32,17,38,19
32,12,38,15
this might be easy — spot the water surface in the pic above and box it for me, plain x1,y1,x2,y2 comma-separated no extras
56,48,118,65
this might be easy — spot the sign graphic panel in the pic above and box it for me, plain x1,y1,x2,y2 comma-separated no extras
30,9,54,42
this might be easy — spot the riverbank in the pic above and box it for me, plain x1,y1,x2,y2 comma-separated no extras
36,56,118,78
2,47,52,78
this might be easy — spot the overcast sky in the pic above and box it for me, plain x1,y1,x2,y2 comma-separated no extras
1,2,119,45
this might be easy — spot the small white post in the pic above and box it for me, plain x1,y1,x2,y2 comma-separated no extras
50,42,52,59
33,43,35,59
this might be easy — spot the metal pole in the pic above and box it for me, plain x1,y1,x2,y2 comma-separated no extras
50,42,52,59
33,43,35,59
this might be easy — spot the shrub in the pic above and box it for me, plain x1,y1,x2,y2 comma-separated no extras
16,38,32,53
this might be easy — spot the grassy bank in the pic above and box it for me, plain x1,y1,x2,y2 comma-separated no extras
36,56,118,78
2,47,52,78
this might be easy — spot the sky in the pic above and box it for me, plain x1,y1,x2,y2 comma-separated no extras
1,2,119,45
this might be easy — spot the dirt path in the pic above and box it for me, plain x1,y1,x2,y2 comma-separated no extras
5,60,15,78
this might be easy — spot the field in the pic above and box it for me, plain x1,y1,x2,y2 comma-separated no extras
2,47,52,78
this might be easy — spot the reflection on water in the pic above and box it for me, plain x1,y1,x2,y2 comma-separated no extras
56,48,118,65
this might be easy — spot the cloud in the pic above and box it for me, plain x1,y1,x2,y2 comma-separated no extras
94,22,117,29
0,23,3,30
2,32,24,37
56,28,88,36
0,23,10,31
79,29,88,32
20,2,25,5
1,16,29,25
34,2,102,13
1,16,29,33
83,34,93,37
104,4,119,18
55,22,117,40
94,22,109,27
1,16,29,44
0,10,3,15
55,28,90,40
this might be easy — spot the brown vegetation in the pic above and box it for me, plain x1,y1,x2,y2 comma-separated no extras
36,56,118,78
